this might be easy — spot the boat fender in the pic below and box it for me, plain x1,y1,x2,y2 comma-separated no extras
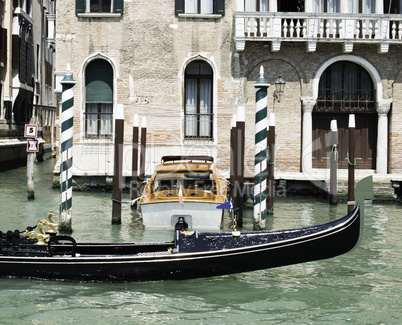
232,231,241,237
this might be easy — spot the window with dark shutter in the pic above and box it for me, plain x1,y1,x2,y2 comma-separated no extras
176,0,224,15
26,32,34,87
19,38,27,84
76,0,124,14
113,0,124,13
175,0,185,14
214,0,225,15
76,0,85,13
0,28,7,66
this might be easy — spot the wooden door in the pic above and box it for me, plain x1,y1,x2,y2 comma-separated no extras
312,113,377,169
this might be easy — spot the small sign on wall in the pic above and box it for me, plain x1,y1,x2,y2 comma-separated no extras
24,124,38,138
27,139,39,152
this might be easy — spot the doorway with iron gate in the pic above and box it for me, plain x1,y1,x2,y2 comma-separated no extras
312,60,377,169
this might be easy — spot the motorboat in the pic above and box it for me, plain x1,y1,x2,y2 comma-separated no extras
139,155,228,229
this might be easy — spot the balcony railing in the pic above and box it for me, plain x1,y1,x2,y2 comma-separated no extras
234,12,402,53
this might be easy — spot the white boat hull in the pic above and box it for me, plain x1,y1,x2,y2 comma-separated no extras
140,201,224,229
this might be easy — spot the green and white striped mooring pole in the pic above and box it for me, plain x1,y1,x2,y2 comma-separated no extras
253,66,270,229
59,64,76,233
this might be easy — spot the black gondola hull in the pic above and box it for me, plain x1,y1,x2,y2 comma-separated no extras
0,206,361,282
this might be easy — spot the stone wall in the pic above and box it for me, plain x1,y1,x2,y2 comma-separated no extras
55,1,402,179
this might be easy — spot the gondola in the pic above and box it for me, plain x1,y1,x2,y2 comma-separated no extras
0,205,361,282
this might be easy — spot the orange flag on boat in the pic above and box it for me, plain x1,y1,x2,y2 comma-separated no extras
178,184,184,206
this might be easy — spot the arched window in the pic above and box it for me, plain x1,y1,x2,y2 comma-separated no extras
84,59,113,139
316,61,375,112
184,60,213,140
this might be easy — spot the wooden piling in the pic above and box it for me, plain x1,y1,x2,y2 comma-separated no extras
25,123,38,200
235,107,245,227
112,104,124,224
267,113,275,214
230,114,237,224
138,117,147,197
329,119,338,205
131,114,139,206
230,114,236,190
27,152,35,200
348,114,356,213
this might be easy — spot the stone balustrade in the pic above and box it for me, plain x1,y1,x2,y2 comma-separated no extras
234,12,402,53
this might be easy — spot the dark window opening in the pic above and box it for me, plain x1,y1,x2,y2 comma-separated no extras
316,61,375,113
184,60,213,140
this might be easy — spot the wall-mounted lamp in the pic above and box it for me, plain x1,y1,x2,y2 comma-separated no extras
273,75,286,102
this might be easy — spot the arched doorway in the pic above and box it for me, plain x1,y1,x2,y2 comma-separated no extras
312,61,377,169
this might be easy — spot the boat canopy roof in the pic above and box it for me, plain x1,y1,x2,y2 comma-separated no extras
161,155,214,163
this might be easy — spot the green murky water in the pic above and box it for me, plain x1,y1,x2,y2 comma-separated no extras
0,159,401,324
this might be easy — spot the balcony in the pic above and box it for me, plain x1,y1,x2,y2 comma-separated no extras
234,12,402,53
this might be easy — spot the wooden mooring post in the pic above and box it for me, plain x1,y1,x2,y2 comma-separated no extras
112,104,124,224
230,114,237,224
138,117,147,196
131,114,139,207
329,119,338,205
267,113,275,214
235,106,245,227
25,122,38,200
27,152,35,200
348,114,356,213
230,114,236,195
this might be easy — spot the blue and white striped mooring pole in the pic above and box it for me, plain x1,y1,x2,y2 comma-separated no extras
253,66,270,229
59,64,76,233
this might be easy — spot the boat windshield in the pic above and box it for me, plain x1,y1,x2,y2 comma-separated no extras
153,171,214,192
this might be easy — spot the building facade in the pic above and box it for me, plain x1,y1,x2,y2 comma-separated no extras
55,0,402,189
0,0,56,171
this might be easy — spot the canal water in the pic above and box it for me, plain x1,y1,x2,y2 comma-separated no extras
0,159,401,324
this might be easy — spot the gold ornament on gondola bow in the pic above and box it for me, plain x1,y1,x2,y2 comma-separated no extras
25,219,50,245
24,211,58,245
